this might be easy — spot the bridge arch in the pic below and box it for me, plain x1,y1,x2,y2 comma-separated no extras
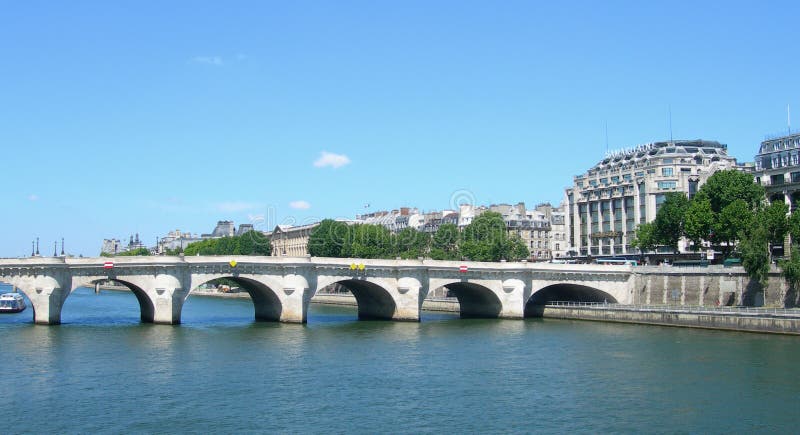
525,283,617,316
430,279,503,318
71,278,156,322
315,277,397,320
188,276,284,322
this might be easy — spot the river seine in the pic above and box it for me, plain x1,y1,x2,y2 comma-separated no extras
1,285,798,433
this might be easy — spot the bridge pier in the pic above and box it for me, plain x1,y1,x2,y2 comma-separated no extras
149,287,186,325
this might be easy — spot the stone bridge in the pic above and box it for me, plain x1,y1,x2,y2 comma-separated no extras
0,256,634,324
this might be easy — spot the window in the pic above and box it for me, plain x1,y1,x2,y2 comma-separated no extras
658,181,677,190
663,158,674,164
661,167,673,176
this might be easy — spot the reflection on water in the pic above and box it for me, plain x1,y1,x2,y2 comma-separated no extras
1,287,799,433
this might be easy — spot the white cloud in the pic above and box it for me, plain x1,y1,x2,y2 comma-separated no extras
313,151,351,169
214,201,258,213
28,194,39,201
192,56,223,66
289,200,311,210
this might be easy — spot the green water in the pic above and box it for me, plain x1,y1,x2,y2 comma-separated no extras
1,287,798,433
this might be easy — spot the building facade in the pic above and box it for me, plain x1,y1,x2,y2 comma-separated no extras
754,131,800,209
269,223,320,257
566,140,739,257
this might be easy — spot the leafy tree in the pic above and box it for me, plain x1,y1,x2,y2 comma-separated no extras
508,234,531,261
683,194,714,249
182,232,271,256
116,247,151,256
394,227,430,259
308,219,352,257
697,169,764,214
714,199,753,254
430,223,460,260
760,201,789,246
460,212,524,261
779,249,800,306
653,192,689,251
739,224,770,285
789,211,800,242
349,224,394,259
630,222,657,253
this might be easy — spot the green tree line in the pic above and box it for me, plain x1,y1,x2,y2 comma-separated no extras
308,211,530,262
630,169,800,293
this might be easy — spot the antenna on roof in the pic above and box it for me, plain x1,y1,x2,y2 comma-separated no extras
789,104,792,134
668,104,673,144
605,121,609,153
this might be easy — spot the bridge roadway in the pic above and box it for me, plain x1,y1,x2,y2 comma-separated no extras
0,256,634,324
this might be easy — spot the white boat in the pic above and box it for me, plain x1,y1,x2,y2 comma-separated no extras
0,293,26,313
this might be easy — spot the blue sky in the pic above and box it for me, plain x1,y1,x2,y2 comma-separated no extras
1,1,798,257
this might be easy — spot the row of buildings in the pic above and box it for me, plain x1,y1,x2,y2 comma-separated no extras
103,130,800,260
566,131,800,257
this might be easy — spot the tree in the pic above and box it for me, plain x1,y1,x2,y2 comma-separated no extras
116,247,151,256
779,249,800,307
460,212,522,261
349,224,394,259
430,223,460,260
739,223,770,285
714,199,753,254
393,227,430,259
653,192,689,251
508,234,531,261
308,219,352,257
630,222,656,253
683,194,714,249
789,211,800,242
760,201,789,247
182,232,272,256
696,169,764,214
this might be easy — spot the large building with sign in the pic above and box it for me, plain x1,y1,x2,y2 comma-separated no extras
565,140,740,257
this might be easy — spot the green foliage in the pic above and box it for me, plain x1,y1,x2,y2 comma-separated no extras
714,200,753,248
182,231,271,256
116,247,151,256
164,247,184,256
349,224,394,258
309,212,531,262
779,249,800,292
460,212,527,261
509,234,531,261
430,223,460,260
697,169,764,214
760,201,789,245
394,227,430,259
308,219,352,257
789,211,800,242
683,195,714,249
630,222,656,253
653,192,689,251
739,224,770,285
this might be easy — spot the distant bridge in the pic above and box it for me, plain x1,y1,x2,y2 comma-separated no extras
0,256,635,324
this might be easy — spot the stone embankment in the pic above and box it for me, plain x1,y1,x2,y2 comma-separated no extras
534,303,800,335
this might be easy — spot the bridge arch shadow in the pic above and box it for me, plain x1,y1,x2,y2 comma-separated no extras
525,283,617,317
435,282,502,318
318,279,397,320
71,279,155,323
188,277,283,322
